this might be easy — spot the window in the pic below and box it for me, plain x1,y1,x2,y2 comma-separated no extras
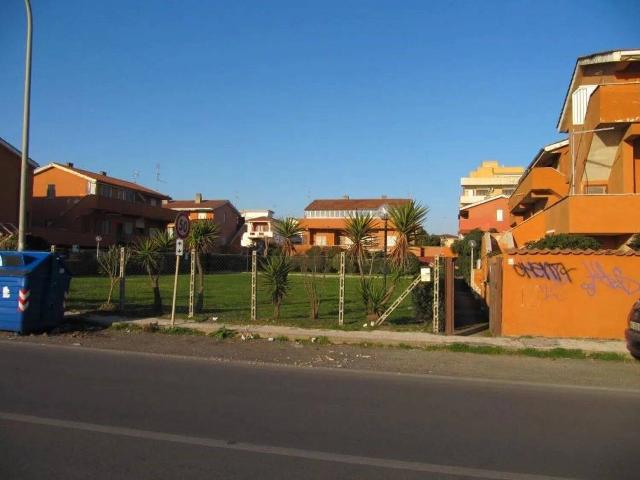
198,212,208,220
126,190,135,202
585,185,607,194
46,184,56,199
315,235,327,246
124,222,133,235
496,209,504,222
150,198,157,206
98,184,111,198
99,219,111,235
387,235,397,247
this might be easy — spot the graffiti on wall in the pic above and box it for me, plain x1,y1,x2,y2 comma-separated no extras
580,261,640,297
513,261,574,283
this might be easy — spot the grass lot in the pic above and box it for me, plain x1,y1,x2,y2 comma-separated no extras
68,273,424,330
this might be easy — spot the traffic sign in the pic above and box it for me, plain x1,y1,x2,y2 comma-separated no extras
175,213,191,239
175,238,184,256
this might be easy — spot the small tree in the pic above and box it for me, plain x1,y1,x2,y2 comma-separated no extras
261,255,292,320
344,213,376,277
97,246,130,310
525,234,601,250
302,256,324,320
359,274,398,324
388,200,429,272
629,234,640,251
451,229,483,283
133,232,173,314
0,233,17,250
187,220,220,313
273,217,304,256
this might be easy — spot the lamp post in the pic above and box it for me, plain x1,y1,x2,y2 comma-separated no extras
468,239,477,290
95,236,102,259
378,204,389,286
17,0,33,252
570,126,615,195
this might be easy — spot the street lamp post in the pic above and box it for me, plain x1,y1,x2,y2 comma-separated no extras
570,126,615,195
17,0,33,252
95,236,102,260
378,204,389,286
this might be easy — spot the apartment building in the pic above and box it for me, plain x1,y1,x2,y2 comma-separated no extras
31,163,174,247
0,137,38,234
164,194,243,249
458,195,510,235
507,49,640,249
298,197,410,250
460,160,524,208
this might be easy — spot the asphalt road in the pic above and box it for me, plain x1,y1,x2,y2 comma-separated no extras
0,342,638,480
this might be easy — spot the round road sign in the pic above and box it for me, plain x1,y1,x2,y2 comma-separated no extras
175,213,191,239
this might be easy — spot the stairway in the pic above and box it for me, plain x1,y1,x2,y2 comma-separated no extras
454,278,488,334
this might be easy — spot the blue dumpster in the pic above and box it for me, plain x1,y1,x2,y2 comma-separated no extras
0,251,72,333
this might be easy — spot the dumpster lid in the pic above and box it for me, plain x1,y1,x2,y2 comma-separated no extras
0,251,51,275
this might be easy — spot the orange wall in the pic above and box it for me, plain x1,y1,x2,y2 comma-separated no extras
498,252,640,339
459,197,510,234
33,167,89,197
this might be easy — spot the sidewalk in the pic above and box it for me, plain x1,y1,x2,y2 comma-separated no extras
85,315,630,356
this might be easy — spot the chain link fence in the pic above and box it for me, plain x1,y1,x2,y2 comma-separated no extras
62,248,446,331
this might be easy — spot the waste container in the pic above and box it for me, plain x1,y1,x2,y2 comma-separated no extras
0,251,72,333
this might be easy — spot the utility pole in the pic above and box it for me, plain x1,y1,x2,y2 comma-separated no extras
17,0,33,252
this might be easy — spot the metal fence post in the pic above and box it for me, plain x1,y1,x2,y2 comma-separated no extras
338,252,345,326
188,249,196,319
445,257,455,335
118,247,126,311
251,250,257,322
433,255,440,333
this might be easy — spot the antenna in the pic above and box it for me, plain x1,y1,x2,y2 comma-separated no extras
132,170,140,183
155,163,166,184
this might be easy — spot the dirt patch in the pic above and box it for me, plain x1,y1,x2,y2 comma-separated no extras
2,325,640,390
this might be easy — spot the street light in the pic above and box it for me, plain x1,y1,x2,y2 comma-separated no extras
378,204,390,286
17,0,33,252
95,235,102,259
570,126,616,195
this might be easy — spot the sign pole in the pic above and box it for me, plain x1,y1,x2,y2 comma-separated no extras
170,254,180,326
188,248,196,319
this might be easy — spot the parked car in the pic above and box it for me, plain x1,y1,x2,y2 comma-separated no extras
626,299,640,360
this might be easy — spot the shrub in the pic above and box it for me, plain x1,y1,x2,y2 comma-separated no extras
525,234,601,250
411,282,434,322
628,234,640,251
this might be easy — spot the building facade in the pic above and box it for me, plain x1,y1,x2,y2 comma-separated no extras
0,137,37,236
31,163,173,247
458,195,510,235
460,160,524,208
507,49,640,249
298,197,410,251
164,194,243,250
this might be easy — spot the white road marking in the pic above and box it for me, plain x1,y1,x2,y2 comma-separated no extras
0,411,578,480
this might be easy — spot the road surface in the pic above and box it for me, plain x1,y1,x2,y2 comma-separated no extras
0,341,638,479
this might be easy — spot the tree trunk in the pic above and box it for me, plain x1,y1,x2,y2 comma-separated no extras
196,251,204,313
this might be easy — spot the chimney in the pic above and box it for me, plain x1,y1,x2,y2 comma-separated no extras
99,171,107,176
195,193,202,204
342,194,349,199
65,162,74,168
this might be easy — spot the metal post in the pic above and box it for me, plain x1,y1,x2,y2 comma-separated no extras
445,257,454,335
470,246,474,290
96,241,100,259
118,247,126,311
17,0,33,252
250,250,257,322
170,254,180,326
188,249,196,318
50,245,55,253
338,252,345,326
383,218,388,286
433,256,440,333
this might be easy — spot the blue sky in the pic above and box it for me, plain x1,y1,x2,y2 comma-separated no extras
0,1,637,233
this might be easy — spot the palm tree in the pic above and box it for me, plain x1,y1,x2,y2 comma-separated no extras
344,213,377,276
261,255,292,320
133,231,174,313
388,200,429,272
187,220,220,312
273,217,304,256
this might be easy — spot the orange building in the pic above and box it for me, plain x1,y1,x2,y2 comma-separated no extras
0,137,38,235
31,163,174,247
298,197,410,251
508,49,640,249
164,194,243,250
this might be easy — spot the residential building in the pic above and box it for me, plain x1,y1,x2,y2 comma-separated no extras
240,209,277,248
507,49,640,249
164,194,243,249
460,160,524,208
0,137,38,234
298,197,411,251
458,195,510,235
31,163,174,247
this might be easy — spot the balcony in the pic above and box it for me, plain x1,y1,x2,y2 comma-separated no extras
247,230,274,238
508,167,569,215
460,176,521,187
89,195,176,222
459,195,488,206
